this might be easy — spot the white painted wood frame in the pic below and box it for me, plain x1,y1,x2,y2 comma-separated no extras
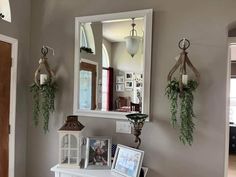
224,37,236,177
73,9,153,120
0,34,18,177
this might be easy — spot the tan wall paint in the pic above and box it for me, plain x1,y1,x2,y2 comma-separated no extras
0,1,31,177
27,0,236,177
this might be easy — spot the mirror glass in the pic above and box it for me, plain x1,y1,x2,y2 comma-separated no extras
74,10,152,119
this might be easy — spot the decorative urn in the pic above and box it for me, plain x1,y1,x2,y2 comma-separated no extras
58,115,84,168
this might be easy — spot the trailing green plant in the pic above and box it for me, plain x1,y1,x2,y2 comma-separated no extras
165,78,198,145
80,46,93,54
30,79,57,133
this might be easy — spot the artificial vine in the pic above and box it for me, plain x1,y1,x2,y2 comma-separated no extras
30,79,57,133
165,79,198,145
80,46,93,54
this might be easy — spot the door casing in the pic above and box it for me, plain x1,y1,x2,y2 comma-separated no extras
0,34,18,177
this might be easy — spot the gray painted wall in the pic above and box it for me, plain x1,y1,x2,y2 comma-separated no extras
0,0,31,177
112,42,142,104
26,1,236,177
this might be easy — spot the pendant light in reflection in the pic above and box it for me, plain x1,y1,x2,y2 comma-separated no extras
124,18,141,58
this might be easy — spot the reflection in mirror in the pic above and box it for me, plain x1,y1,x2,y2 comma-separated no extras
74,9,153,119
79,18,144,113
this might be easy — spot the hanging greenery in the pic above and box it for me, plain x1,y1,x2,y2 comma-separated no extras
30,79,57,133
80,46,93,54
165,78,198,145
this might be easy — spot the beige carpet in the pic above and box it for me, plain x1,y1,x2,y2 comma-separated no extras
229,155,236,177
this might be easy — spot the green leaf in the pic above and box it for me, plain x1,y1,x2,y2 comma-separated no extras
30,78,57,133
165,78,198,145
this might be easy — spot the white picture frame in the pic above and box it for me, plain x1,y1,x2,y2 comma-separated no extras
125,72,134,80
116,76,125,83
111,144,144,177
116,84,125,92
125,81,133,89
85,137,112,169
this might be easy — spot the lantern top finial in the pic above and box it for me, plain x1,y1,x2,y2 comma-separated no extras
59,115,84,131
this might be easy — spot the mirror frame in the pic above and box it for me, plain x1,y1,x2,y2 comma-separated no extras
74,9,153,120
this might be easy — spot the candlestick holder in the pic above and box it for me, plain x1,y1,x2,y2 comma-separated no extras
126,113,148,149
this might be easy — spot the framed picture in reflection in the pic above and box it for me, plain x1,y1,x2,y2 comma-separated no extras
125,81,133,89
116,84,125,92
125,72,134,80
116,76,125,83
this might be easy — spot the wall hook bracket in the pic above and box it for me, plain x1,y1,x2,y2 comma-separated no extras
34,46,55,86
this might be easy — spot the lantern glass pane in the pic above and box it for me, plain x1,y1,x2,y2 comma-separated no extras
62,135,69,148
70,150,78,164
70,135,77,148
61,149,69,164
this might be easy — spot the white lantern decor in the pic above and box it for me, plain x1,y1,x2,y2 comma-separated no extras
58,115,84,168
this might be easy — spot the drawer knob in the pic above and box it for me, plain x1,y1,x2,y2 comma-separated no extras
232,136,236,139
232,144,236,148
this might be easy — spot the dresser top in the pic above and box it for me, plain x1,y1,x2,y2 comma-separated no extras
51,165,127,177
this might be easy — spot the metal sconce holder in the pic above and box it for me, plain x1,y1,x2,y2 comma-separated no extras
126,113,148,149
167,38,200,93
34,46,55,86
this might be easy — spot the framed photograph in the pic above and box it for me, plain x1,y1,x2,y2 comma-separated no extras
125,81,133,89
116,76,125,83
116,84,125,92
111,144,144,177
135,81,142,88
85,137,112,169
125,72,134,80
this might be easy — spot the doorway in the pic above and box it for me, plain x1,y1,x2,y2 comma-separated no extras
0,34,18,177
79,61,97,110
0,41,11,177
227,37,236,177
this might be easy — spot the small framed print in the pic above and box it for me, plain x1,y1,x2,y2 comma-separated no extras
125,81,133,89
135,81,142,88
111,144,144,177
85,137,112,169
116,84,125,92
125,72,134,80
116,76,125,83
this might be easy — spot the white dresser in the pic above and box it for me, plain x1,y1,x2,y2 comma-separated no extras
51,165,148,177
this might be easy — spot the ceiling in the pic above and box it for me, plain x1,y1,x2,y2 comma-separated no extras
102,18,144,42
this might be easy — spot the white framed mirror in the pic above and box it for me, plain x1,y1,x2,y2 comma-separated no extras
73,9,153,120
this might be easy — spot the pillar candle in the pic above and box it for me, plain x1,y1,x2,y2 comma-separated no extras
40,74,48,85
182,74,188,85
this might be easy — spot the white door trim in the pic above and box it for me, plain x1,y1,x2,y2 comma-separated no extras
0,34,18,177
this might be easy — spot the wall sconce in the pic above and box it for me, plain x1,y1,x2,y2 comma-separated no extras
124,18,141,58
126,113,148,149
